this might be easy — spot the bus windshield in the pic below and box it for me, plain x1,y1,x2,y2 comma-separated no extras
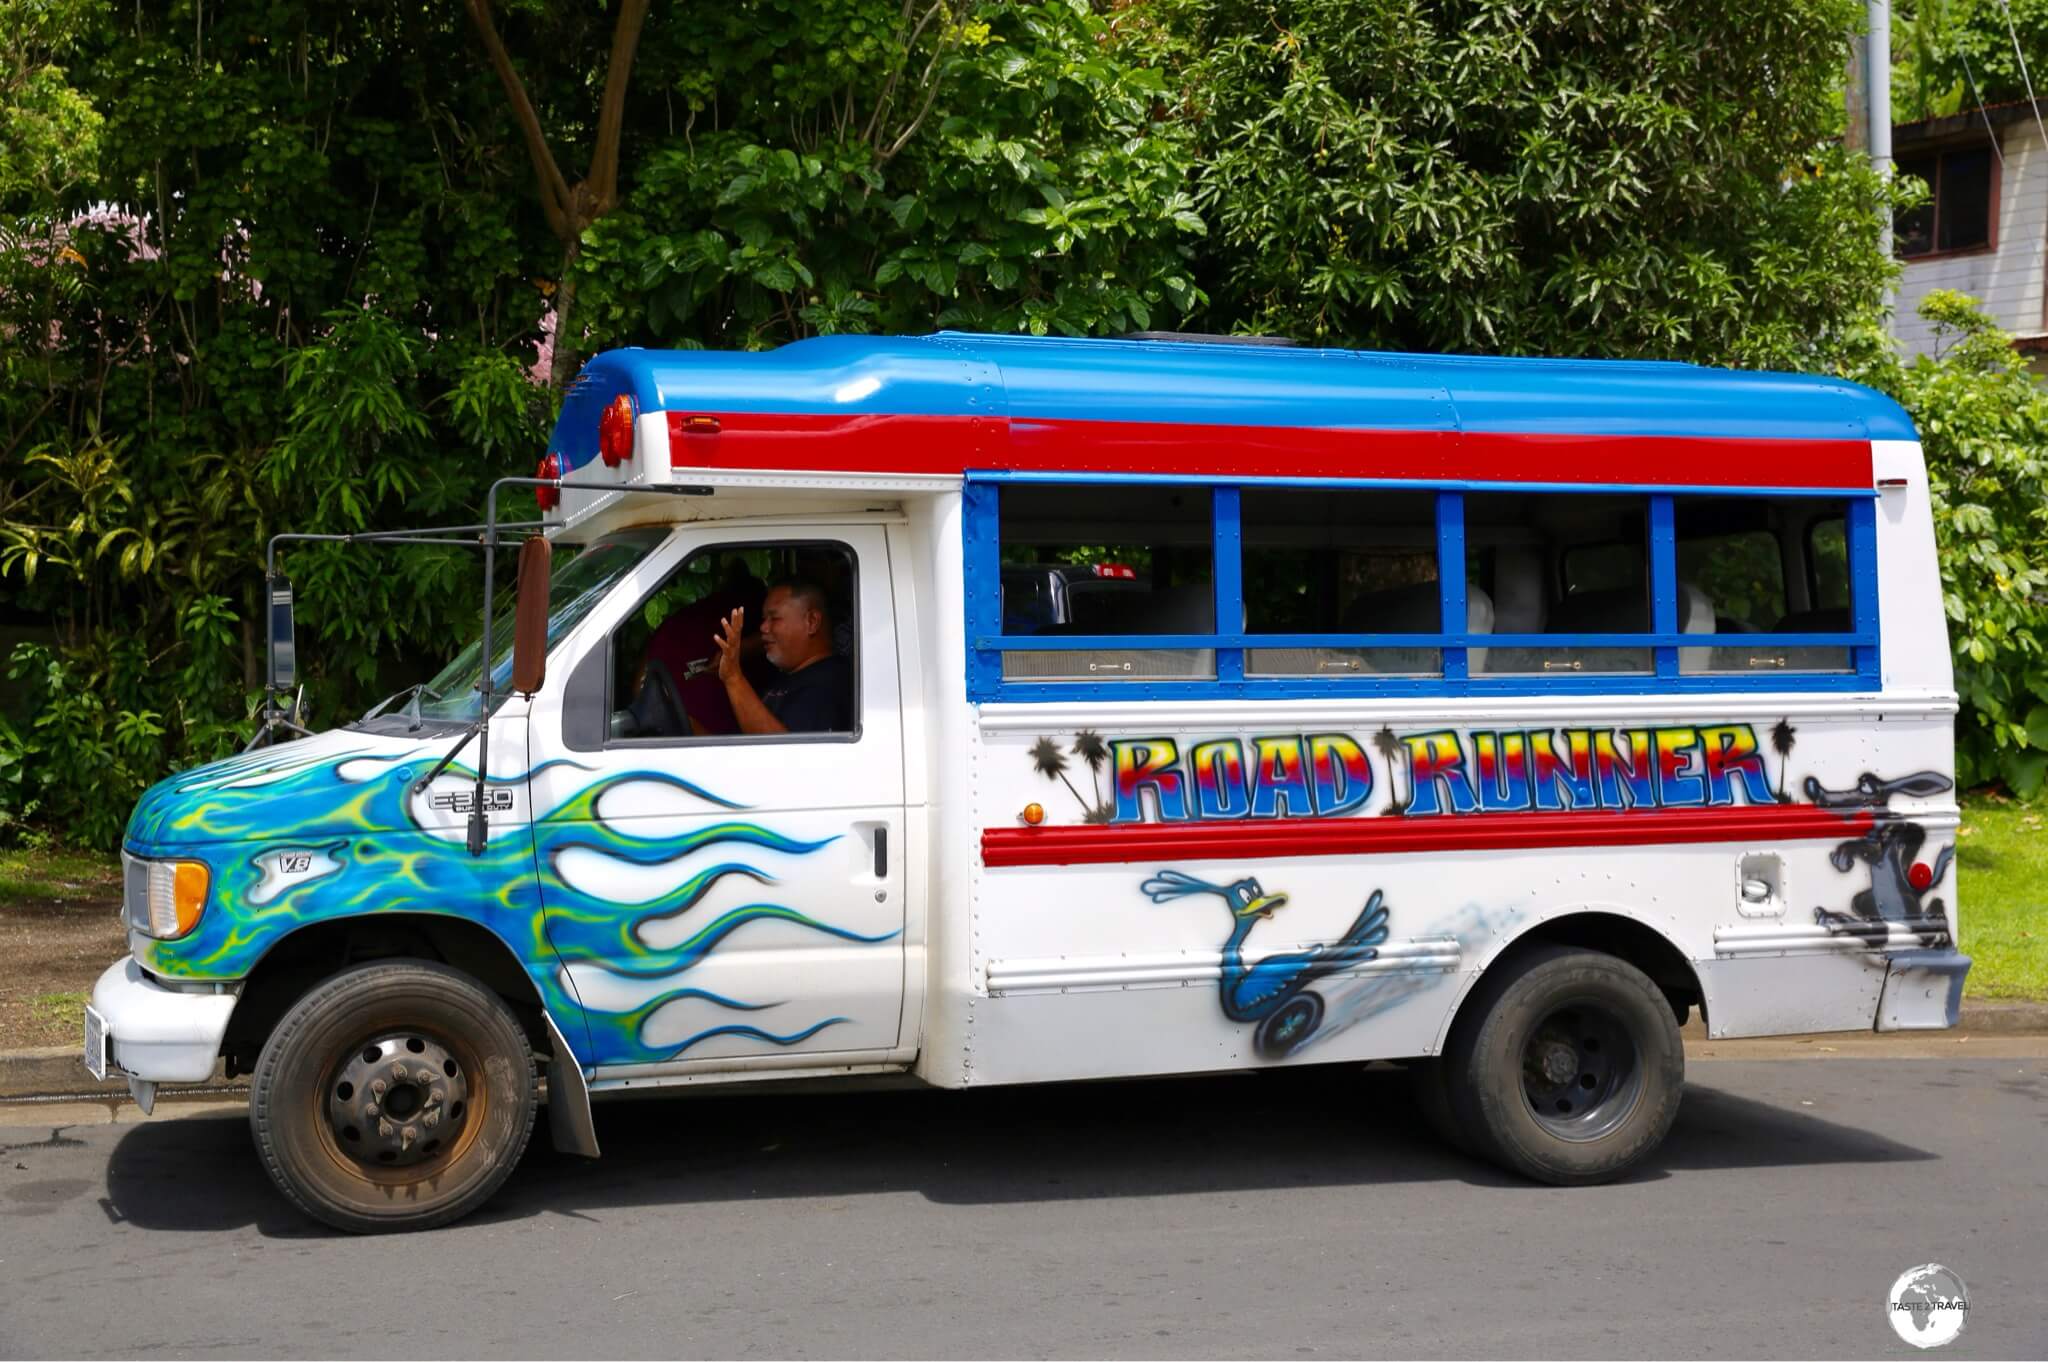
399,528,670,725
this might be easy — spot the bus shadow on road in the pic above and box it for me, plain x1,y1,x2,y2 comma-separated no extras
99,1064,1934,1236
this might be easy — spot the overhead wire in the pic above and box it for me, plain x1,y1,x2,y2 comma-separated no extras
1991,0,2048,158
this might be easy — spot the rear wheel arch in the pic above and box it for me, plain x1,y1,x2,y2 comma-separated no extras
1436,908,1706,1054
221,913,555,1075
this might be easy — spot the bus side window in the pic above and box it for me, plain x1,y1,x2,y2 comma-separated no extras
1467,492,1653,675
1674,499,1851,674
1241,487,1450,676
996,483,1215,681
1808,517,1850,612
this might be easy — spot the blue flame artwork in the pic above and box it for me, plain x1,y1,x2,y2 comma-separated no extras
124,736,898,1069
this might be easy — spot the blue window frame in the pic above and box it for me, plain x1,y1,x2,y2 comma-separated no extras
964,474,1881,702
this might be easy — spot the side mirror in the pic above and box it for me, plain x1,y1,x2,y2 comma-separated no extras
266,575,297,690
510,537,552,695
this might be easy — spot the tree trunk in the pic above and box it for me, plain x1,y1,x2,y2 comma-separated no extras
549,240,581,392
466,0,649,393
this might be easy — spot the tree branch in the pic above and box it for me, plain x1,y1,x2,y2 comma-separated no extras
864,0,947,147
465,0,574,239
879,21,960,166
587,0,653,212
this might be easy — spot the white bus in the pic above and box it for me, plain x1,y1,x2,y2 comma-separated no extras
89,332,1967,1231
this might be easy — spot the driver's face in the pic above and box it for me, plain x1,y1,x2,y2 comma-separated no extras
757,587,814,669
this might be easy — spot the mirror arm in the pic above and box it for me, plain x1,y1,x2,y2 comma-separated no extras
413,719,484,797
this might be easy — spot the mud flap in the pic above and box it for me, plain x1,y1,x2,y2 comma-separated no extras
542,1010,600,1157
1876,949,1971,1032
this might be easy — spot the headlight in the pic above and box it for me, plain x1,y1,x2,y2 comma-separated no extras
123,853,209,939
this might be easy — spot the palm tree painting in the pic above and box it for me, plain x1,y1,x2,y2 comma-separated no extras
1030,735,1093,816
1771,718,1797,802
1072,730,1110,807
1374,725,1408,815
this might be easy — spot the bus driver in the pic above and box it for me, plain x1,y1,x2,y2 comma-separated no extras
713,579,854,734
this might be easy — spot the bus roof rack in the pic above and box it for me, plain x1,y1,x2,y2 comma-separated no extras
1120,331,1301,347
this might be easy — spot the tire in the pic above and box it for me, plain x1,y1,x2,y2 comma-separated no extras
249,960,538,1233
1437,945,1683,1185
1406,1057,1480,1158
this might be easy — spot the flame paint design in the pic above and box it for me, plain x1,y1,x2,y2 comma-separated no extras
124,739,896,1068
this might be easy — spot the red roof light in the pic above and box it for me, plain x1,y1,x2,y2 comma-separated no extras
598,393,636,467
535,452,562,510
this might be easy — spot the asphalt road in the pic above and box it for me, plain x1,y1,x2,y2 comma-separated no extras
2,1054,2044,1360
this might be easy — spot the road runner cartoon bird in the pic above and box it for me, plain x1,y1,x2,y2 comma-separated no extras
1141,869,1392,1057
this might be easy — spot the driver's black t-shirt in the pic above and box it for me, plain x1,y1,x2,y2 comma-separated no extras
761,653,854,733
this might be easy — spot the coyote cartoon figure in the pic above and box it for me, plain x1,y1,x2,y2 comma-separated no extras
1142,870,1391,1058
1805,771,1957,948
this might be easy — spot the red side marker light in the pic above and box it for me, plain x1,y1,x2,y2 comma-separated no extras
535,452,562,510
1878,477,1909,489
1908,861,1934,891
598,393,635,467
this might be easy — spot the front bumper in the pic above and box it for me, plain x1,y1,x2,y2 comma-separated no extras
89,957,237,1083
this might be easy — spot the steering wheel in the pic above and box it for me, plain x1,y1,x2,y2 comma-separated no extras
617,657,693,738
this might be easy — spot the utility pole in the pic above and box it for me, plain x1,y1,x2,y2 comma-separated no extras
1870,0,1894,262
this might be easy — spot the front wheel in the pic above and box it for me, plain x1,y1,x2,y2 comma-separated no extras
249,960,538,1233
1438,946,1683,1185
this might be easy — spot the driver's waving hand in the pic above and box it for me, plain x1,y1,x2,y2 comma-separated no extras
714,579,854,734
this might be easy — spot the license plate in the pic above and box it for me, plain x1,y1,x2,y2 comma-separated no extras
83,1005,108,1081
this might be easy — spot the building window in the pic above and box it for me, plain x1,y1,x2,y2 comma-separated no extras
1895,147,1994,258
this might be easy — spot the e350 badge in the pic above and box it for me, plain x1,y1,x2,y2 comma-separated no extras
429,788,514,814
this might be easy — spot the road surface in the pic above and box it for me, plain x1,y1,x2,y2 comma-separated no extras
2,1052,2044,1358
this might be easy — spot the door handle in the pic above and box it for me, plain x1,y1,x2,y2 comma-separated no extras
873,826,888,878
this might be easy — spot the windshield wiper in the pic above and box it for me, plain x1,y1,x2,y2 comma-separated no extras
400,684,444,732
360,682,441,727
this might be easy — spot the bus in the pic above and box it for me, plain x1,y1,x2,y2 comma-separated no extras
87,332,1968,1232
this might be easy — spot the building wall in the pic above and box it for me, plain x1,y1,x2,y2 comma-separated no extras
1893,119,2048,360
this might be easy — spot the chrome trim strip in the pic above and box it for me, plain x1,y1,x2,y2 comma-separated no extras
985,937,1463,995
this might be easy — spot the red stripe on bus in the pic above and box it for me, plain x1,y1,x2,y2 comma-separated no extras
979,805,1877,868
669,411,1874,489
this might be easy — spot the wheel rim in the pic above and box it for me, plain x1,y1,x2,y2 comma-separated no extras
318,1029,480,1179
1518,999,1643,1142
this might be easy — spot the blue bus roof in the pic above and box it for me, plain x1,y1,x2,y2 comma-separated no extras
564,331,1914,442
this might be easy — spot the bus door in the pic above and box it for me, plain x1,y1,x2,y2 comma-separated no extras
528,526,907,1073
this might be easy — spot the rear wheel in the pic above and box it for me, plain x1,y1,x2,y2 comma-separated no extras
249,960,537,1233
1437,946,1683,1185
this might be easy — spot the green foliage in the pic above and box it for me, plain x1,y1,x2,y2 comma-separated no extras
0,0,103,202
574,0,1203,347
1873,292,2048,796
1893,0,2048,121
1172,0,1901,367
